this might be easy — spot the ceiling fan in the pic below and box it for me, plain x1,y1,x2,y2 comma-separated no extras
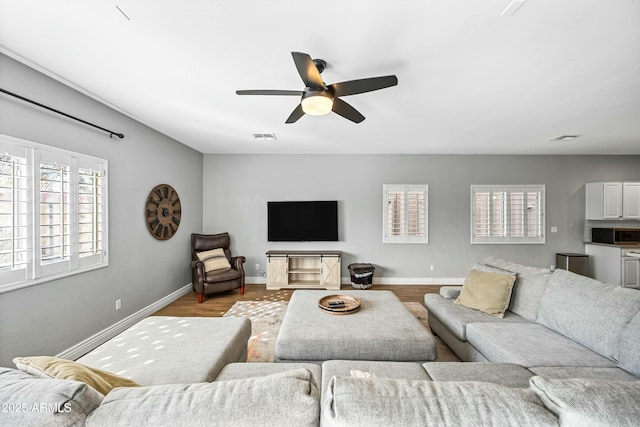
236,52,398,124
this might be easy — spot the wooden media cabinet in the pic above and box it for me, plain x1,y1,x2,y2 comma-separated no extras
265,250,341,290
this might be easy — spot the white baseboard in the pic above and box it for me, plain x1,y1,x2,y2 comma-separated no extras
245,276,267,284
245,276,464,286
367,277,464,285
57,283,193,361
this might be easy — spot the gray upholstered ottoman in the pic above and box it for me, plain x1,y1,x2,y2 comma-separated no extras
275,290,436,363
77,316,251,385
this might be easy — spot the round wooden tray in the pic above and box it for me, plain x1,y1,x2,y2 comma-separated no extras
318,294,361,315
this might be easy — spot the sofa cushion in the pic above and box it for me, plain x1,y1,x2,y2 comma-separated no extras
466,322,617,368
455,269,516,318
77,316,251,385
484,257,552,321
322,376,558,427
0,367,104,427
205,267,241,282
618,310,640,377
529,366,639,382
320,360,430,401
422,362,534,388
537,268,640,361
214,362,322,390
13,356,140,395
472,261,518,277
196,248,231,272
530,376,640,426
86,368,319,427
428,315,490,362
424,293,529,341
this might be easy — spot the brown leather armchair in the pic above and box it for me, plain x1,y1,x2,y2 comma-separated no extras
191,232,245,303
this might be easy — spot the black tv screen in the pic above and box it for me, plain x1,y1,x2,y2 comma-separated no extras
268,201,338,242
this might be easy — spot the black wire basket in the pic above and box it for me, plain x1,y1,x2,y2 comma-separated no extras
347,263,375,289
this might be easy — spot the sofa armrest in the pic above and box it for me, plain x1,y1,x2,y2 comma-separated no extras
440,286,463,300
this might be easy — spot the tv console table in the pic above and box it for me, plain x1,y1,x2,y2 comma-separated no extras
265,250,341,290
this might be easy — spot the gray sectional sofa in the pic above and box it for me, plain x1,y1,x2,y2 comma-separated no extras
2,257,640,426
424,257,640,382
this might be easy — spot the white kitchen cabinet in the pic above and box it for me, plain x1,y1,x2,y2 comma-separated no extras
585,243,640,287
586,182,640,220
585,244,622,284
622,182,640,219
622,256,640,288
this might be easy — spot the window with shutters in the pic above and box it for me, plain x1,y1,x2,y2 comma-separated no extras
471,185,545,244
0,134,108,293
78,167,104,260
0,152,29,284
39,159,71,266
383,185,428,244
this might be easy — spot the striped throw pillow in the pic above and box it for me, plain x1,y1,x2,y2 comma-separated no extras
196,248,231,272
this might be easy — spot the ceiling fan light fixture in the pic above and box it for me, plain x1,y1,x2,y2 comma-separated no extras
301,91,333,116
236,51,397,123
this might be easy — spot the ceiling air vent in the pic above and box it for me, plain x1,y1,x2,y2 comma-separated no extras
549,135,581,141
252,133,277,141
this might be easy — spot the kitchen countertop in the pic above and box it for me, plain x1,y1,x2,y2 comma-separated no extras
585,242,640,249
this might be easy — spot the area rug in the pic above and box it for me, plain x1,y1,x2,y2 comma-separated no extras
223,300,459,362
223,300,287,362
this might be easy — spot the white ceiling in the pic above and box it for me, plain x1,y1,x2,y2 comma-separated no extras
1,0,639,155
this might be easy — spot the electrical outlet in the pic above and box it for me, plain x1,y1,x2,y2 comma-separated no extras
255,263,260,271
430,265,435,271
115,299,121,311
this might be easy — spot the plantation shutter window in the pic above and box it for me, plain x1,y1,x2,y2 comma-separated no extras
37,152,72,276
471,185,545,244
0,134,108,293
77,160,106,268
383,184,428,244
0,142,31,285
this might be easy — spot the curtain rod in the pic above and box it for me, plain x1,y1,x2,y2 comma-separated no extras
0,88,124,139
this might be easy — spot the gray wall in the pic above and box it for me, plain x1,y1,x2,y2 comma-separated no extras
0,54,203,367
203,154,640,281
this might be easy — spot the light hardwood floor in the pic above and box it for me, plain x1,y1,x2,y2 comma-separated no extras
152,284,445,317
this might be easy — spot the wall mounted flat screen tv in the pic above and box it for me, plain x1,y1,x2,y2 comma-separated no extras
268,201,338,242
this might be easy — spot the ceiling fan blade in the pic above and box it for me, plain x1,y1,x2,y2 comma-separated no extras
291,52,324,90
329,75,398,97
236,90,304,96
332,98,365,123
285,104,305,124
